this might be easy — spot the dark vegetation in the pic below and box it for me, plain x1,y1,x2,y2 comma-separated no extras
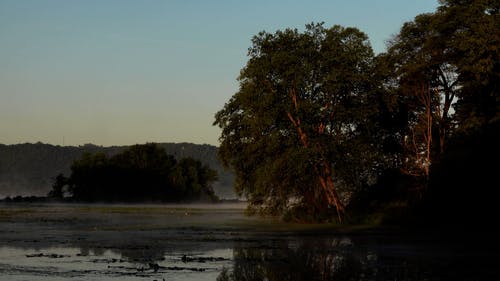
46,143,219,202
214,0,499,223
0,142,236,199
1,0,497,225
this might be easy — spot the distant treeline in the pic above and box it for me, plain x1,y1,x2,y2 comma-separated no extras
48,143,219,202
0,142,236,199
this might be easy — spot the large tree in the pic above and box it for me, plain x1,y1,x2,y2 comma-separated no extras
436,0,499,130
371,0,499,224
424,0,499,224
379,13,458,179
214,23,380,222
379,0,498,178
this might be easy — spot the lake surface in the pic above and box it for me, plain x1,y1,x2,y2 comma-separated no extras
0,203,497,281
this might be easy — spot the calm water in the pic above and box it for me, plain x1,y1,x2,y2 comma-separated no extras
0,203,498,281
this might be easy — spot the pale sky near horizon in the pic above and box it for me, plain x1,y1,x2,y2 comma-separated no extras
1,0,438,147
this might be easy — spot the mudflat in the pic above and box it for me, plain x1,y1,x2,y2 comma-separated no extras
0,203,497,281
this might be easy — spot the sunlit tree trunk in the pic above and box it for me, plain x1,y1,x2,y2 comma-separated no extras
287,90,345,222
403,82,433,182
417,83,432,179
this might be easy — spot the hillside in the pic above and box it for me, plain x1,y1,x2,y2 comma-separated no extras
0,142,236,199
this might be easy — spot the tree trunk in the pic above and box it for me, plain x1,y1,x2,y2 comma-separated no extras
287,110,346,222
287,89,346,222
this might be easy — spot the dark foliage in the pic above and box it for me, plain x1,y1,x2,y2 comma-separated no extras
214,23,381,222
420,120,500,226
215,0,499,223
0,142,235,199
48,143,219,202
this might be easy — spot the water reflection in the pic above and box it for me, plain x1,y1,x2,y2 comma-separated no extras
78,244,170,264
0,204,498,281
217,237,371,281
217,236,498,281
1,232,499,281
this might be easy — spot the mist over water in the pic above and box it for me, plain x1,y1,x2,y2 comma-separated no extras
0,203,498,281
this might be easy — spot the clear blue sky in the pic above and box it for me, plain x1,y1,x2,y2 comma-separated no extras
0,0,438,146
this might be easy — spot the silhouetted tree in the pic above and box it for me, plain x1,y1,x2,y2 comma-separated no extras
171,157,218,200
47,173,69,199
58,143,218,202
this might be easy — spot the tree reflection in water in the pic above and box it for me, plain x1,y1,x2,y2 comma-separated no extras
215,235,486,281
217,237,375,281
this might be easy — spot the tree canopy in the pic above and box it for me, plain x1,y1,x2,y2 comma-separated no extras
215,0,499,223
48,143,218,202
214,23,382,221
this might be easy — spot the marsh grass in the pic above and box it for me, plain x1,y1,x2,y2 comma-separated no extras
0,202,381,236
0,207,37,220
